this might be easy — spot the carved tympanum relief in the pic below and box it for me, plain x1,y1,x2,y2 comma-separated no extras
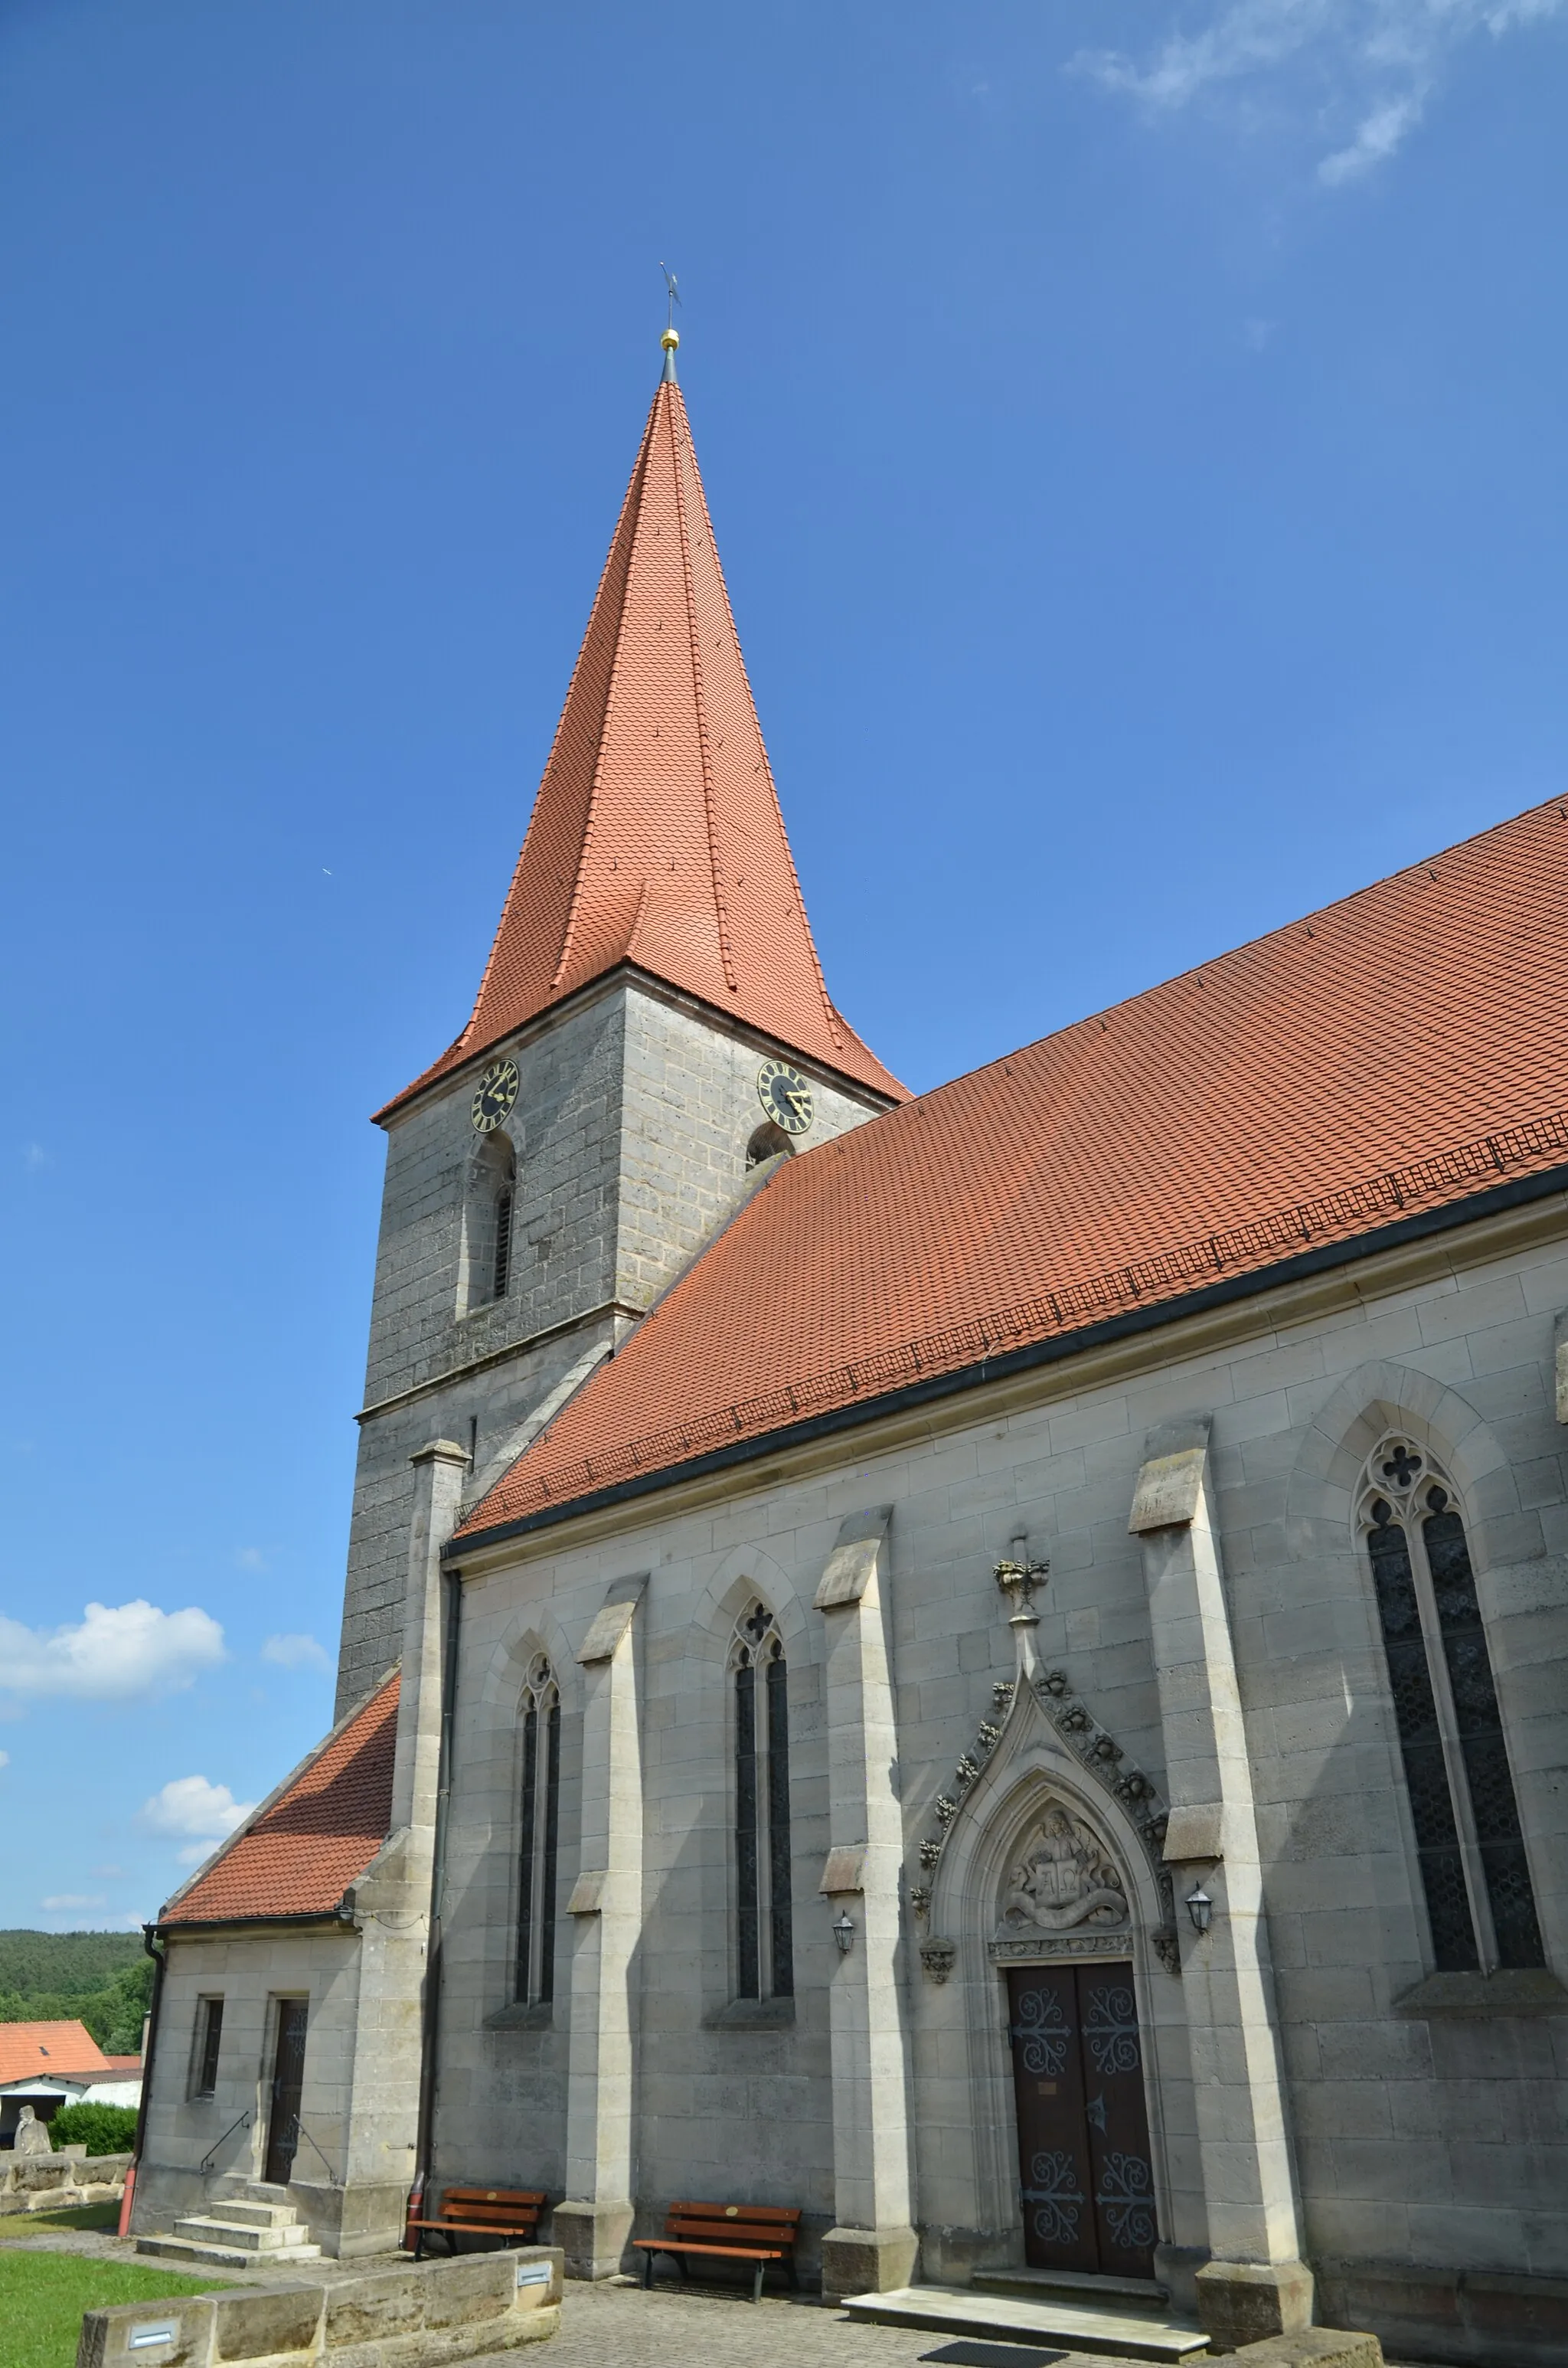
1001,1804,1129,1935
910,1660,1180,1977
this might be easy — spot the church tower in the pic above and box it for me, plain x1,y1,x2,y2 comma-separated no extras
336,333,905,1712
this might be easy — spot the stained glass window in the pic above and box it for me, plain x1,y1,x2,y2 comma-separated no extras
1361,1444,1543,1973
733,1604,793,1999
515,1657,561,2005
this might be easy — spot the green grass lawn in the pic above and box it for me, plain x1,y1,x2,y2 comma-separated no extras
0,2252,233,2368
0,2203,121,2242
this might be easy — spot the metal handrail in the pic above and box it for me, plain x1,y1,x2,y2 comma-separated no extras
292,2121,341,2188
199,2111,250,2173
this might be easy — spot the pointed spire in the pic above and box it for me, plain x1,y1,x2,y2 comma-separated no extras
381,361,904,1117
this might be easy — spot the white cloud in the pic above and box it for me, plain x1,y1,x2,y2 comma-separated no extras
0,1600,226,1701
261,1632,330,1672
234,1548,267,1573
42,1893,107,1912
22,1142,50,1171
139,1774,256,1846
1073,0,1567,184
0,1750,8,1770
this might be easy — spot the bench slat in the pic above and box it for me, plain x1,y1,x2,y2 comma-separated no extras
634,2241,783,2262
667,2202,800,2224
440,2189,543,2206
665,2226,788,2249
412,2206,540,2226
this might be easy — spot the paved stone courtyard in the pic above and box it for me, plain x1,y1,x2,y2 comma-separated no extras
510,2273,1145,2368
3,2225,1429,2368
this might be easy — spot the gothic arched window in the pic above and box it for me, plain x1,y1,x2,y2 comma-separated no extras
1360,1440,1544,1973
462,1130,516,1314
514,1656,561,2007
732,1603,793,2000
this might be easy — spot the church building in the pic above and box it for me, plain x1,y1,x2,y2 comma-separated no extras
131,326,1568,2367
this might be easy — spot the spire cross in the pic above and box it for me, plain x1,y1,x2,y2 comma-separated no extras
659,262,681,334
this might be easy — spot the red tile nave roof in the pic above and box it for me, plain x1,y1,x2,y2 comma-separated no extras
457,796,1568,1538
379,370,903,1118
162,1675,399,1927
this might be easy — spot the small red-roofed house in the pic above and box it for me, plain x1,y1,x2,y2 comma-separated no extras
132,338,1568,2361
0,2023,144,2147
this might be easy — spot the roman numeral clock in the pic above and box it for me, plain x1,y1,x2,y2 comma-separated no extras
757,1059,813,1136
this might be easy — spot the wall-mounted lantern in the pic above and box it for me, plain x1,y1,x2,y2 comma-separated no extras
1185,1886,1214,1935
832,1911,856,1956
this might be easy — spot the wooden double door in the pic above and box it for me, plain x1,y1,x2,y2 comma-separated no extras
1005,1962,1158,2278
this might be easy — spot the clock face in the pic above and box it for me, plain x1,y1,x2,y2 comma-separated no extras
471,1058,520,1135
756,1058,814,1136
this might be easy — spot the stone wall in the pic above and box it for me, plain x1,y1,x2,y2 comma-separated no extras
338,970,888,1714
77,2247,562,2368
0,2147,130,2211
431,1198,1568,2362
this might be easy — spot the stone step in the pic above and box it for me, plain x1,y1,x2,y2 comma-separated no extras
204,2199,302,2230
171,2213,309,2252
138,2232,322,2272
840,2283,1209,2363
975,2267,1171,2306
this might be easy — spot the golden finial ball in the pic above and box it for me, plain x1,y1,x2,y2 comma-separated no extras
661,326,680,352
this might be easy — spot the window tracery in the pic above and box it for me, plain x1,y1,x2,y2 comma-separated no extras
515,1654,560,2007
730,1602,792,2000
1359,1438,1543,1973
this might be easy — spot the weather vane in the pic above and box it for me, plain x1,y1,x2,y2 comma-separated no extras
658,262,681,371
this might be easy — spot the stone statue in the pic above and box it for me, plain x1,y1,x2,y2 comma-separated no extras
1001,1804,1129,1930
13,2104,54,2155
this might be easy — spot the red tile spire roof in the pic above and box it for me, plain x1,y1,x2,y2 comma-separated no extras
454,796,1568,1539
380,355,903,1118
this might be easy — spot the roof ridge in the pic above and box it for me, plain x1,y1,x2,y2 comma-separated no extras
159,1666,400,1921
671,385,843,1047
548,389,662,996
668,382,737,991
893,792,1568,1120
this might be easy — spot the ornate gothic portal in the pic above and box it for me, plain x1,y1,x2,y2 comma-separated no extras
995,1801,1157,2278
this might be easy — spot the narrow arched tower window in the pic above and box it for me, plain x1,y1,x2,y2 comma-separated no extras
1360,1441,1544,1973
462,1130,516,1315
732,1603,793,2000
515,1657,561,2007
492,1186,514,1300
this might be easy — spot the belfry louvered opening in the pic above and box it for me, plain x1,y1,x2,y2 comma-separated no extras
1361,1440,1544,1973
515,1656,561,2007
732,1602,793,2000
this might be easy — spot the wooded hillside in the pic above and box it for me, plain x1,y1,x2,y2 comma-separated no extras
0,1930,152,2051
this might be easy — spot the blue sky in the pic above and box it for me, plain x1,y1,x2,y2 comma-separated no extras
2,0,1565,1931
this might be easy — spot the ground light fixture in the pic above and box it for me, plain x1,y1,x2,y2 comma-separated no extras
832,1911,856,1955
1186,1886,1214,1935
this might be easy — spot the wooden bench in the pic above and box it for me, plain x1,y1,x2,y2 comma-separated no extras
407,2185,546,2258
632,2200,802,2303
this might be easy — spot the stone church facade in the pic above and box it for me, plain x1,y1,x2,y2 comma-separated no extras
132,334,1568,2366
